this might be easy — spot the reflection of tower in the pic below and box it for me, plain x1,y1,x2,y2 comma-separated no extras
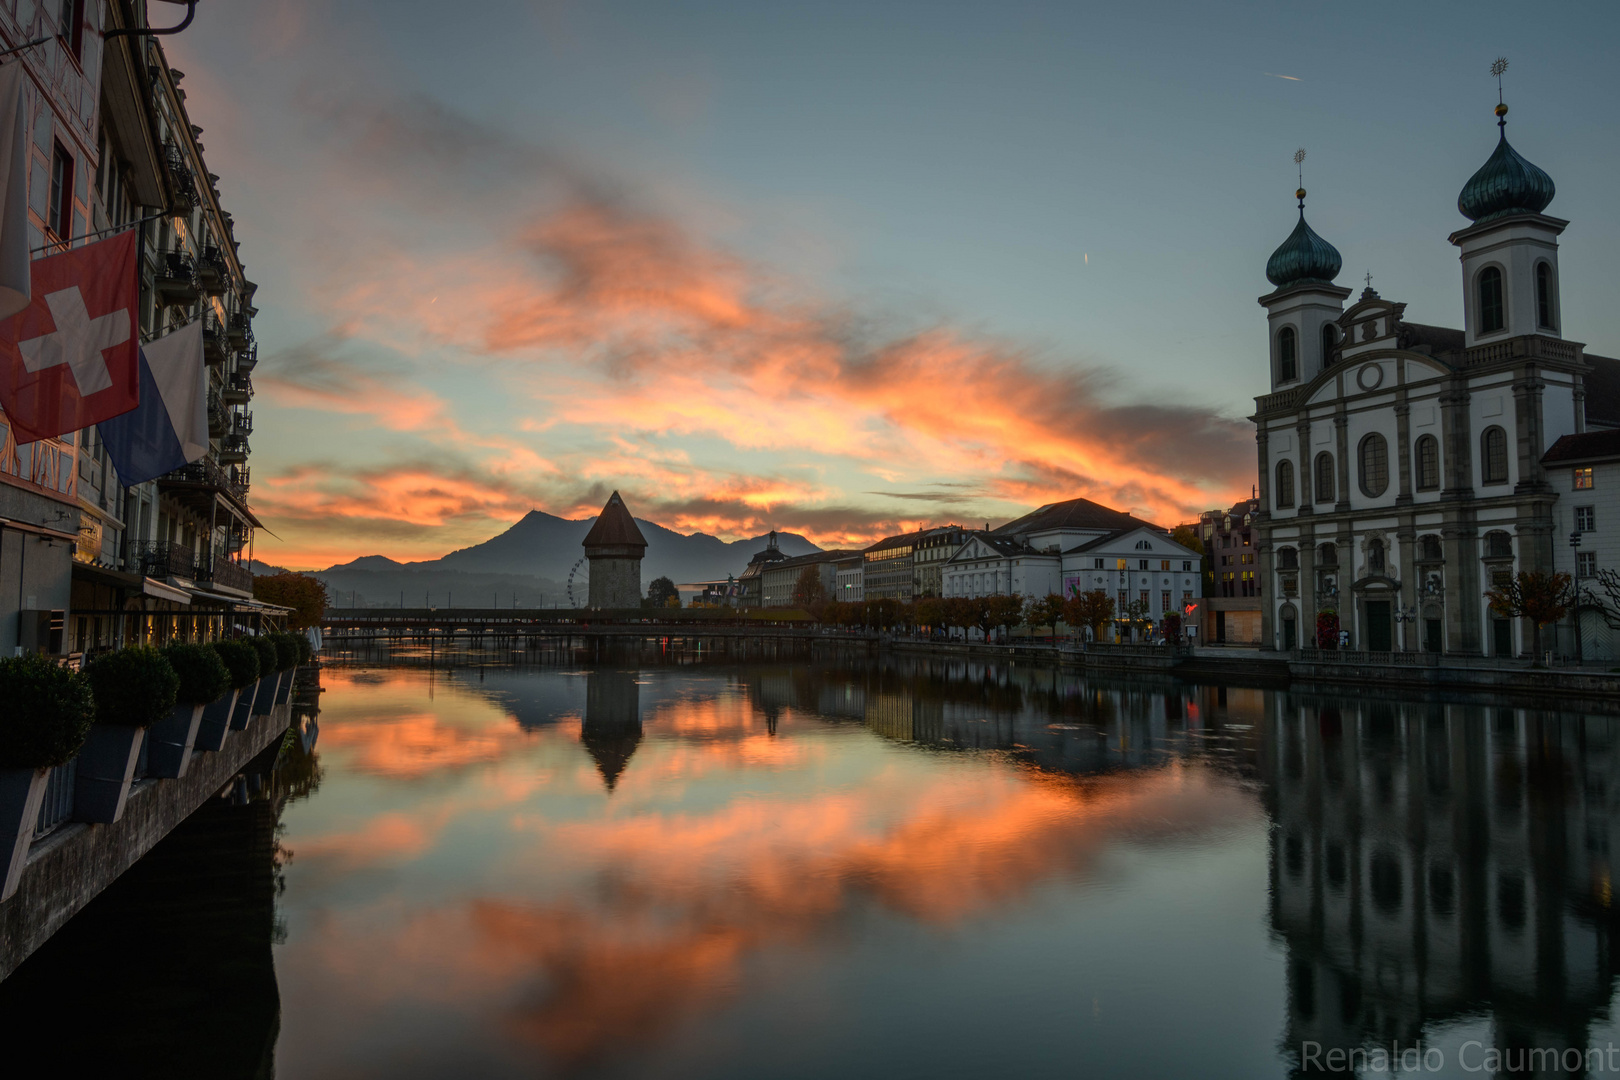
582,491,647,610
1263,696,1618,1074
581,669,643,791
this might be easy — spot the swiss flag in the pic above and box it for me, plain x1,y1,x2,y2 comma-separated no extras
0,230,139,444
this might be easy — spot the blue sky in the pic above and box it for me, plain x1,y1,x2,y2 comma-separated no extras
166,0,1620,566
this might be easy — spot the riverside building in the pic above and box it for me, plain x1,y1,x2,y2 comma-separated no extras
1,2,270,657
1253,94,1618,656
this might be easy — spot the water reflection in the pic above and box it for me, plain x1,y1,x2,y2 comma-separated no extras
1265,699,1620,1073
581,669,642,790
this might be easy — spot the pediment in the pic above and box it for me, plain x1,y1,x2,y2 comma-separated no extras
1300,351,1453,407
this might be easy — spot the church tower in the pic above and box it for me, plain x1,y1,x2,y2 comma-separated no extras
582,491,648,609
1448,95,1564,347
1258,181,1352,390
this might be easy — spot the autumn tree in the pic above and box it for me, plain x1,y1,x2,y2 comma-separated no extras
1061,588,1115,643
646,576,680,608
1120,595,1153,642
1485,570,1573,661
1025,593,1066,638
914,597,945,637
1172,524,1209,591
254,572,329,631
985,594,1025,642
792,565,827,606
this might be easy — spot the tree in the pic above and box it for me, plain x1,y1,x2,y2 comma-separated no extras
646,576,679,608
1026,593,1066,638
1120,595,1153,642
1485,570,1573,661
1172,524,1209,592
914,597,945,637
1061,589,1114,642
792,565,827,606
254,572,328,631
985,594,1025,642
943,597,975,640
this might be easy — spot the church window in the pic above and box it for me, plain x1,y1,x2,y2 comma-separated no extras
1415,435,1440,491
1318,543,1337,566
1321,323,1337,366
1314,452,1335,503
1278,327,1297,383
1536,262,1555,329
1477,266,1504,334
1278,547,1298,569
1481,426,1509,485
1275,459,1295,508
1358,433,1389,497
1368,539,1386,573
1419,535,1442,561
1485,531,1513,559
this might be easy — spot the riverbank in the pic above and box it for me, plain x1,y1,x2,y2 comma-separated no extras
0,667,314,982
884,638,1620,699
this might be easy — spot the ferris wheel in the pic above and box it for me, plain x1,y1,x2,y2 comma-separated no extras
566,557,589,608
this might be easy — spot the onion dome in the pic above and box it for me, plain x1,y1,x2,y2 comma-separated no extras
1457,105,1555,222
1266,189,1342,288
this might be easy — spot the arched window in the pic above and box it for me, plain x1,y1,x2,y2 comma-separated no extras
1278,546,1299,569
1275,459,1295,508
1415,434,1440,491
1314,452,1336,504
1419,535,1443,562
1477,266,1504,334
1278,327,1297,383
1359,433,1389,497
1317,542,1337,566
1485,531,1513,559
1321,324,1337,366
1536,262,1555,329
1368,538,1386,573
1481,425,1509,485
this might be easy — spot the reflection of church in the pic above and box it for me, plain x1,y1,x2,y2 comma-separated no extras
1264,698,1619,1071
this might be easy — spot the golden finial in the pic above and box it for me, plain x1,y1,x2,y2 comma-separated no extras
1294,148,1306,207
1491,57,1509,125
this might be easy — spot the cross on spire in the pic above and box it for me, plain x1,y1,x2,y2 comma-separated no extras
1364,271,1373,290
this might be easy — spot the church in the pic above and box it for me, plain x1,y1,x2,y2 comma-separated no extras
1253,92,1615,656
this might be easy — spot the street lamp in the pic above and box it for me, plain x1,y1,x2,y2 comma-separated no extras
1394,604,1419,652
1572,529,1584,664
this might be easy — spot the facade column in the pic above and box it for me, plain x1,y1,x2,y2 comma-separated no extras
1438,376,1480,654
1256,424,1275,649
1397,519,1417,650
1334,408,1352,512
1298,526,1317,647
1297,417,1315,508
1512,363,1549,494
1394,397,1413,504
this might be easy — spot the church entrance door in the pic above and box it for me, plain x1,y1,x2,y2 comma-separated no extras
1365,601,1392,652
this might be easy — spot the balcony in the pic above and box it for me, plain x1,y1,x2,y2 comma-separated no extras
199,245,229,295
227,312,253,347
220,431,250,464
163,141,199,211
159,458,252,508
234,343,257,372
134,541,197,581
202,312,229,364
222,371,252,404
207,389,227,437
231,410,253,436
154,250,200,305
231,465,250,495
196,554,253,595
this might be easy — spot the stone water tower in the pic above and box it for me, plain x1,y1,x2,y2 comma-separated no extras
582,491,647,609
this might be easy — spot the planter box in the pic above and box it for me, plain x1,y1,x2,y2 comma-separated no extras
251,672,281,716
74,726,146,824
274,665,297,704
230,681,259,731
0,768,48,901
145,703,206,778
198,689,241,749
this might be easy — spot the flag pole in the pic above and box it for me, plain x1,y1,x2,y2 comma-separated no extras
0,38,53,62
31,210,166,256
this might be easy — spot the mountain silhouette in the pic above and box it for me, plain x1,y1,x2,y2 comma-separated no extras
300,510,821,608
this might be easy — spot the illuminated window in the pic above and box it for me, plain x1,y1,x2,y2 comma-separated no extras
1116,558,1127,570
1574,467,1594,490
1160,560,1170,571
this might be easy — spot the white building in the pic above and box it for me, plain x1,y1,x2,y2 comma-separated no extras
941,497,1202,628
1253,97,1617,656
833,553,864,603
1543,431,1620,659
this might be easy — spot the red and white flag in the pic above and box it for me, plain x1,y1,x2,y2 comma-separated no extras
0,230,139,444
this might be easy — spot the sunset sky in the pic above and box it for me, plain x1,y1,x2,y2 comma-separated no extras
165,1,1620,570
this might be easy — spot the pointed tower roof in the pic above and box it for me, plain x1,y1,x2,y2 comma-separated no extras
582,491,648,550
581,726,643,791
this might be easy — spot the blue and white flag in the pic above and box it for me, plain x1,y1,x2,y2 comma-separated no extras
99,320,207,486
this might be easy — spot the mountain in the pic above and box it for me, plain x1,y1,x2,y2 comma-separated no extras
431,510,820,584
298,510,822,608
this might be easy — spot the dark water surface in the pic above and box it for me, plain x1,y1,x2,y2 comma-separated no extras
6,656,1620,1078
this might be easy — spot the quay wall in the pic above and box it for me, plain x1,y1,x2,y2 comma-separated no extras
0,673,305,982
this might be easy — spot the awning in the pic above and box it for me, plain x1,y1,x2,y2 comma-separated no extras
70,562,143,589
142,578,192,604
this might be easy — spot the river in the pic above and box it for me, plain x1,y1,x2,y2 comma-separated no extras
4,653,1619,1078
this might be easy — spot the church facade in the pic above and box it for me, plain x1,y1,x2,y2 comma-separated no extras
1253,98,1616,656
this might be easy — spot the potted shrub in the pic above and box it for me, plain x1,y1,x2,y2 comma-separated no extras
0,655,93,900
272,632,299,704
147,644,230,777
77,646,179,823
249,636,281,720
208,639,259,747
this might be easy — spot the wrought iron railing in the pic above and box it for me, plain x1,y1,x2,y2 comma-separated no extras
227,311,253,345
134,540,197,579
33,760,76,839
203,312,229,362
163,458,251,502
235,343,257,371
198,555,254,593
163,141,198,209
